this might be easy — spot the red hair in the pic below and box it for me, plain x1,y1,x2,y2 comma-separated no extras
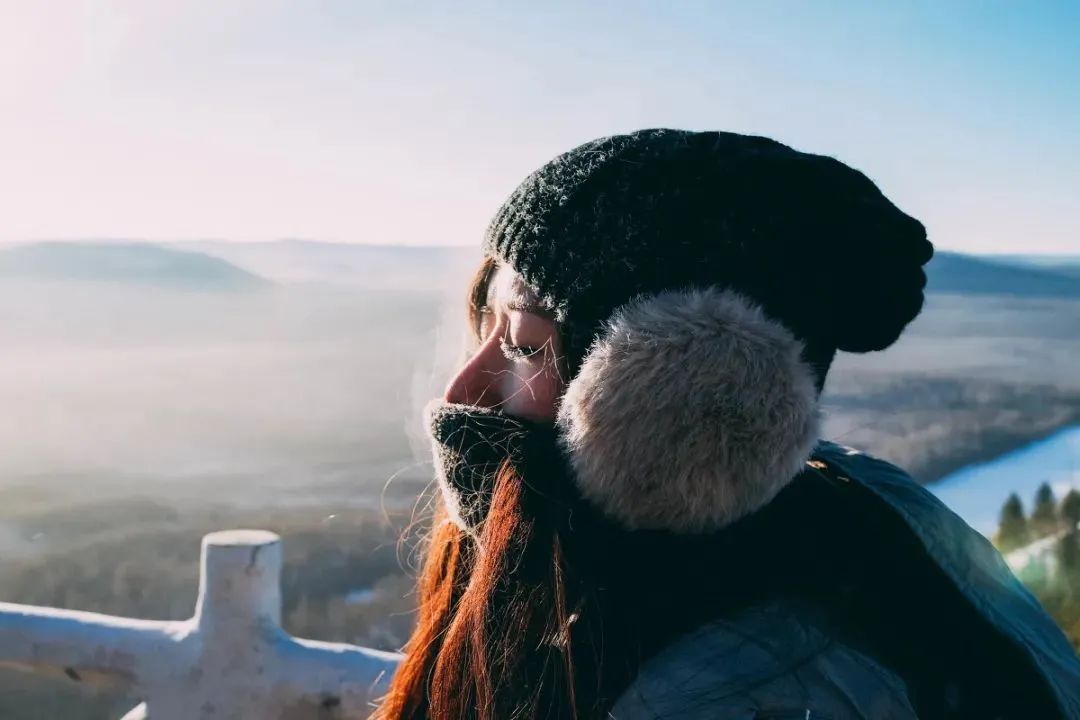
376,459,595,719
375,258,591,720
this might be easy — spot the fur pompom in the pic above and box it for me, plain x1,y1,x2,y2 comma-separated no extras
556,286,821,533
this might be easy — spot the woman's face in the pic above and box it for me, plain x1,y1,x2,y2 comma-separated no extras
443,264,565,422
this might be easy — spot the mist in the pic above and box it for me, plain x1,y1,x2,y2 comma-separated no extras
0,278,471,506
1,241,1078,510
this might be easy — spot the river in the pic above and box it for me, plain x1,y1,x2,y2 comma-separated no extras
928,424,1080,536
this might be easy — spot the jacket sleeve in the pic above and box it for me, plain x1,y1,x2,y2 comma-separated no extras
608,603,918,720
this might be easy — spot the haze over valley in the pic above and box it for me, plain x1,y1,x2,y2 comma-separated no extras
1,240,1078,508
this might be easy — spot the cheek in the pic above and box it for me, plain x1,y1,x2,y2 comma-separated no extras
537,362,565,410
501,358,564,422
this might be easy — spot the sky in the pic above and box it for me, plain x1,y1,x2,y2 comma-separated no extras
1,1,1078,254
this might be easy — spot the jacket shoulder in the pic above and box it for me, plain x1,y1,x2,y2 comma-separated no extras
609,601,918,720
808,440,1080,718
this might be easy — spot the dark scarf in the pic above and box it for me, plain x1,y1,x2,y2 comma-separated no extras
425,400,575,532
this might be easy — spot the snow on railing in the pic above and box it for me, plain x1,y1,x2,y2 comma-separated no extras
0,529,401,719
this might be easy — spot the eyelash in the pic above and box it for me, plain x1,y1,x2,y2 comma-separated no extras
499,337,544,360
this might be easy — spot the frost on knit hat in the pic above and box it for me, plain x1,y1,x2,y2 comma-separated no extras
482,128,934,386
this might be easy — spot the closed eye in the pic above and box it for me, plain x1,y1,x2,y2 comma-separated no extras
499,338,544,360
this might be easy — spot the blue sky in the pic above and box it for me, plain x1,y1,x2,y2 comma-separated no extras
1,1,1077,254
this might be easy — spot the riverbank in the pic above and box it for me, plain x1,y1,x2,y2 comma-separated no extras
929,424,1080,534
821,372,1080,486
917,411,1080,485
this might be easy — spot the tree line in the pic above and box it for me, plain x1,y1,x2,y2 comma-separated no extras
996,483,1080,552
995,483,1080,649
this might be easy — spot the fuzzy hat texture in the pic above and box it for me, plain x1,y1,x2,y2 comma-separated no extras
485,128,932,378
479,128,933,532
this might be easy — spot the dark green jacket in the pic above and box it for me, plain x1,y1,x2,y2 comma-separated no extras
612,441,1080,719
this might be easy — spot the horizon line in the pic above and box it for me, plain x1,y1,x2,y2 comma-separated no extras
0,237,1075,258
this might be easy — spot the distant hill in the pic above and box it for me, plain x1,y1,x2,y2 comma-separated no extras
176,240,478,291
186,242,1080,299
982,253,1080,280
0,242,269,290
927,251,1080,298
5,241,1077,299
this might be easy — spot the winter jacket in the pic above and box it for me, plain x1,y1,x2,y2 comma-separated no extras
609,441,1080,720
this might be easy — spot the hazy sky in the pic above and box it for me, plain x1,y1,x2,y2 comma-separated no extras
2,2,1077,254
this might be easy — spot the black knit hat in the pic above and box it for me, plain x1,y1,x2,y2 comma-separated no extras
483,128,933,387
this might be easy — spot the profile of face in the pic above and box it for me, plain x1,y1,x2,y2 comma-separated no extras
443,264,566,423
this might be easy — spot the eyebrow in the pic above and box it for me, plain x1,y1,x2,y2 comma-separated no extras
480,295,556,321
505,298,556,320
484,274,555,320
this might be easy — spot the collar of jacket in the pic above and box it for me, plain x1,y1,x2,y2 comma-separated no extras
555,284,821,533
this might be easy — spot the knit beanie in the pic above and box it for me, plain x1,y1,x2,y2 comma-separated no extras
434,128,933,533
484,128,933,387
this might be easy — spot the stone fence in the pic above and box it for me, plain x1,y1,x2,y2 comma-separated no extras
0,530,401,719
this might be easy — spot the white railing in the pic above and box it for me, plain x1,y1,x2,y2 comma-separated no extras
0,529,402,719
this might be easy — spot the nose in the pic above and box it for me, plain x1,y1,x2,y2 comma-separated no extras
443,334,506,409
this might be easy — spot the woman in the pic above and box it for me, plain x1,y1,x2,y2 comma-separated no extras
375,129,1080,719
